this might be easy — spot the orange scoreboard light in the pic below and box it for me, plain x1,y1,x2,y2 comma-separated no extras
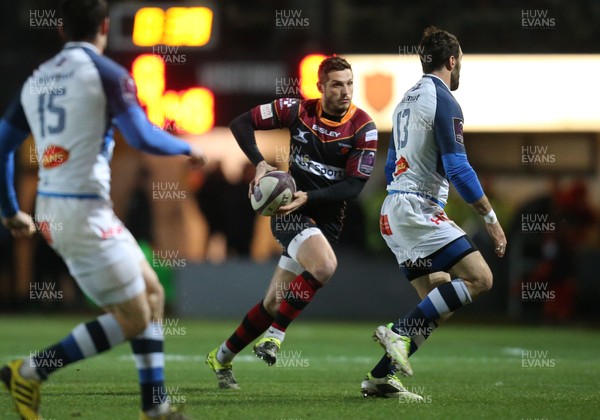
299,54,327,99
132,6,213,47
108,2,217,135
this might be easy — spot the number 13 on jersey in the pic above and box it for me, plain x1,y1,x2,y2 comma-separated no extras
396,108,410,149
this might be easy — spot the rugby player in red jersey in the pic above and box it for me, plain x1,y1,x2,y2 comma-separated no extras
206,56,379,389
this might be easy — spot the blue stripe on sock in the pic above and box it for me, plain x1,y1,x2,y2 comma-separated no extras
138,367,165,384
60,334,84,361
437,282,462,311
417,297,440,321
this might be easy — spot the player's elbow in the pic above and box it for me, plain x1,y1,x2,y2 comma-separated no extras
229,111,253,132
347,177,367,199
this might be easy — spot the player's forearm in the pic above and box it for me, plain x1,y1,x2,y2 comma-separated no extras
469,194,500,224
0,152,18,218
307,177,366,202
229,112,265,166
469,194,492,216
0,119,28,217
441,153,484,203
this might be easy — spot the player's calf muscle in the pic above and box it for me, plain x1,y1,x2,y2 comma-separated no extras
107,295,151,338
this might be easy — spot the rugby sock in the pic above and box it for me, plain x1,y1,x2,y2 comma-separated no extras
21,313,125,380
370,279,471,379
270,271,322,333
416,279,472,321
370,354,395,379
130,321,167,413
219,301,273,363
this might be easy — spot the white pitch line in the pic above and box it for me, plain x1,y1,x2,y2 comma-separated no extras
116,354,374,364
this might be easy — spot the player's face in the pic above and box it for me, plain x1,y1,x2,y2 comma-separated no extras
319,69,353,116
450,47,463,91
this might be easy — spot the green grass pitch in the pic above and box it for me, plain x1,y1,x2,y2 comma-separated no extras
1,315,599,419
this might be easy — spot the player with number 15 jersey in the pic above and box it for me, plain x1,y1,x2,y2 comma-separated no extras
0,1,204,417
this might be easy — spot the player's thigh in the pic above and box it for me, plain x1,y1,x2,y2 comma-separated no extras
270,212,336,282
264,265,298,315
295,234,337,280
448,251,493,296
46,197,150,329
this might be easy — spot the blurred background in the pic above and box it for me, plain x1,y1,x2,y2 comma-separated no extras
1,0,599,325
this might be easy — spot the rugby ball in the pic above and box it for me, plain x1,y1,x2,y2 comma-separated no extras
251,171,296,216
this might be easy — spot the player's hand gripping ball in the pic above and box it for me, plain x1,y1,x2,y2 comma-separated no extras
250,171,296,216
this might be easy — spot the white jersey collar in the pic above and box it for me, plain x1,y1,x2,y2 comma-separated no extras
423,74,451,92
64,41,100,54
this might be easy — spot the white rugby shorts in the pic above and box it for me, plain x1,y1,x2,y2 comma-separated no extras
380,192,466,264
35,195,145,306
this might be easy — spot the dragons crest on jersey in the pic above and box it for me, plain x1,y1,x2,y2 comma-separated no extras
41,145,70,169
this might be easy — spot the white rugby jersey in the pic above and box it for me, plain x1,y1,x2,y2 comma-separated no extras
18,42,140,199
385,74,471,207
0,42,190,218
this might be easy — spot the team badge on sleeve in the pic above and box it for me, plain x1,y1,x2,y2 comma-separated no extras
358,150,376,176
365,129,378,141
452,117,464,145
259,104,273,120
119,75,138,106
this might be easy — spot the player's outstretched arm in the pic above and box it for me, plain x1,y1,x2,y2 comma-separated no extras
442,154,507,257
115,107,199,156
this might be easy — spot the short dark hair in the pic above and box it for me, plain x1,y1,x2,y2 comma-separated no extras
419,26,460,73
60,0,109,41
318,56,352,84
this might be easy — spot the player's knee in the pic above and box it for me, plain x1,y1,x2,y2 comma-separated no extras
148,281,165,309
473,266,493,295
120,311,150,338
310,258,337,284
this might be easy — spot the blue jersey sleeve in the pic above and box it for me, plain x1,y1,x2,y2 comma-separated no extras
114,107,191,156
83,49,190,156
384,132,396,185
433,85,484,203
0,98,30,217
